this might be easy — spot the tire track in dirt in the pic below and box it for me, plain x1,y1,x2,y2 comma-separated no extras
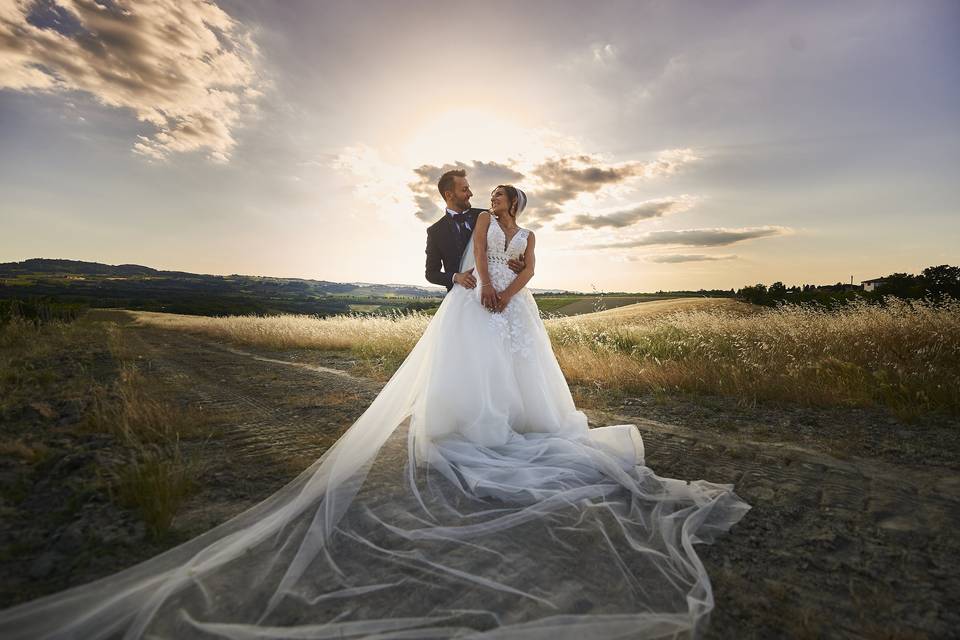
113,313,381,534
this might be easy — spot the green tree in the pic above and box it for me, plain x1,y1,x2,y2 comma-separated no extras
922,265,960,299
881,273,924,299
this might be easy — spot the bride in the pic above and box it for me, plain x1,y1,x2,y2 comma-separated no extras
0,185,751,639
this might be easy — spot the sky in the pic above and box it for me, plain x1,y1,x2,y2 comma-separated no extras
1,0,958,292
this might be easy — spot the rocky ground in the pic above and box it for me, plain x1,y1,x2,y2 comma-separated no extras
1,309,957,638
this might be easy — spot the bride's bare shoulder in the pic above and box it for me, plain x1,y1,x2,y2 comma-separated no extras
475,210,492,226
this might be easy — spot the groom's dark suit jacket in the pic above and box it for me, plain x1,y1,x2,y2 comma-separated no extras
425,208,483,291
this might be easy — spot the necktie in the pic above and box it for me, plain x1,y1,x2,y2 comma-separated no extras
451,213,467,240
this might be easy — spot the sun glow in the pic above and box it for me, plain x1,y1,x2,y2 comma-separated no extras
399,108,578,169
333,107,582,221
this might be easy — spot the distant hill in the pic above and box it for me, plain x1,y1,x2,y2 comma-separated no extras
0,258,447,317
0,258,734,318
2,258,162,277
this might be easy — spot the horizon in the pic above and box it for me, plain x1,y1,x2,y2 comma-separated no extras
5,255,929,295
2,0,958,292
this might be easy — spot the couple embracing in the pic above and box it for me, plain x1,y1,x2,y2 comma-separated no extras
425,168,527,311
417,168,614,450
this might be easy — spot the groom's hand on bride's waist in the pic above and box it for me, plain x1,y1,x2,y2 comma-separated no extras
507,257,525,274
453,269,477,289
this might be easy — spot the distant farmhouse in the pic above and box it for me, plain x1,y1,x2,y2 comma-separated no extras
861,277,888,292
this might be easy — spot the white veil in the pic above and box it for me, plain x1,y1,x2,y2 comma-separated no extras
0,203,751,639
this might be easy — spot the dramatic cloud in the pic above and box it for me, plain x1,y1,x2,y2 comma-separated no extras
408,160,525,222
555,195,697,230
593,226,792,248
526,149,699,226
0,0,260,162
333,145,698,226
645,254,737,263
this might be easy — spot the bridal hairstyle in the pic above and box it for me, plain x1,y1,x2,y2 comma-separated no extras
494,184,527,218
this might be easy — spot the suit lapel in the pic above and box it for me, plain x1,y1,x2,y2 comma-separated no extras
441,210,479,261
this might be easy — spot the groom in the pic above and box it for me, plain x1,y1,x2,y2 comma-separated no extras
424,168,523,292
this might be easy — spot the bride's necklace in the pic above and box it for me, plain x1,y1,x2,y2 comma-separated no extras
495,216,520,252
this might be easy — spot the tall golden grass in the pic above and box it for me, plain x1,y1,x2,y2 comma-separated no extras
129,297,960,417
550,297,960,417
131,310,431,375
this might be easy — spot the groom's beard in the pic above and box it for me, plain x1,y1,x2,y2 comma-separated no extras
452,198,470,212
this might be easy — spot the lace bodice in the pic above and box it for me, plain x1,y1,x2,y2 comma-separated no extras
485,219,529,291
481,218,534,358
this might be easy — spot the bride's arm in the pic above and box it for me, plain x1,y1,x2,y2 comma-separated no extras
473,212,498,309
473,211,492,283
496,232,536,309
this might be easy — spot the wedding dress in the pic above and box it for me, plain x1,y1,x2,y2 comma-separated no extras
0,214,751,639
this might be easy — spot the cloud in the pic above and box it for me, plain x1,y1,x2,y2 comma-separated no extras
408,160,525,222
592,43,617,64
330,142,697,227
644,253,737,263
526,149,699,226
593,226,792,248
0,0,260,162
555,195,697,230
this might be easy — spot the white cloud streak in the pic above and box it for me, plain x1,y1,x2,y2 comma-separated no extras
594,226,793,248
644,253,737,263
555,195,698,230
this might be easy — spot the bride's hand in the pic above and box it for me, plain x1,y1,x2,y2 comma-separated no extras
480,283,499,311
494,292,512,313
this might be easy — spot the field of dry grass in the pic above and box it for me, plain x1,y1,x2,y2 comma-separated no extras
129,296,960,417
130,309,431,377
551,296,960,418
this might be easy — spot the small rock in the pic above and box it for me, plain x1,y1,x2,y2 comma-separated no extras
28,401,59,420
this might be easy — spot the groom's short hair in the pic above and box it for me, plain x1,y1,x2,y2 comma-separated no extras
437,169,466,198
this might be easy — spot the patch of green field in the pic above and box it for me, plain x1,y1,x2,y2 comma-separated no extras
539,296,675,317
348,304,381,313
534,297,582,313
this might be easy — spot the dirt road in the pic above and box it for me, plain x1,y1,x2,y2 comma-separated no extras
9,310,955,638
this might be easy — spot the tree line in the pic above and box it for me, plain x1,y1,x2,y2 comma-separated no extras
736,265,960,306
